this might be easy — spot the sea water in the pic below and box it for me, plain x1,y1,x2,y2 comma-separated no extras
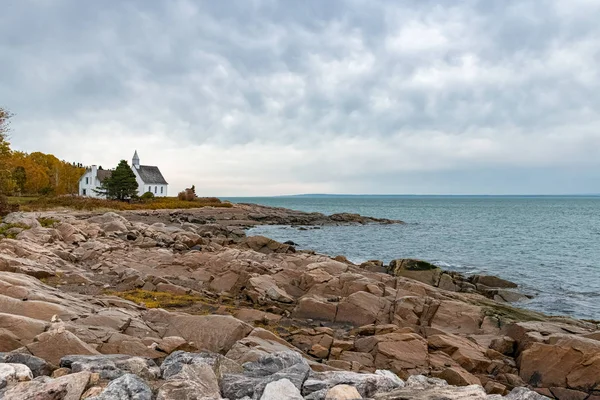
225,195,600,320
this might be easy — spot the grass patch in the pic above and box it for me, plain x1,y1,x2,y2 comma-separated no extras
0,222,30,239
108,289,208,309
19,196,233,212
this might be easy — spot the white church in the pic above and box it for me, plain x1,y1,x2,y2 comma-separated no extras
78,151,169,198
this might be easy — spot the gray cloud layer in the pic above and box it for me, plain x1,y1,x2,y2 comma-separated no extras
2,0,600,195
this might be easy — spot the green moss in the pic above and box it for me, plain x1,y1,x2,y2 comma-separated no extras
37,217,59,228
477,298,547,323
0,222,30,239
392,259,439,271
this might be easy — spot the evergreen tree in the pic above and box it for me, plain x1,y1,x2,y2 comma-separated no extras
96,160,138,200
12,166,27,193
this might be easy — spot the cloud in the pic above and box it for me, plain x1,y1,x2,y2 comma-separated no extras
2,0,600,195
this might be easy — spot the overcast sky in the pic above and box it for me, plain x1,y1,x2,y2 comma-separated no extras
2,0,600,195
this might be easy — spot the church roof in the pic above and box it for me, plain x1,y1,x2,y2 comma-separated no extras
136,165,168,185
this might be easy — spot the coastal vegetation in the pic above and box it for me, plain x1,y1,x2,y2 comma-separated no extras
13,195,231,212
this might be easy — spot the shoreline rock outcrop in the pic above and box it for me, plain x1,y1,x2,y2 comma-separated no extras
0,205,597,399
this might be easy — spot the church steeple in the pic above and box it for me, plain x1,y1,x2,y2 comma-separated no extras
132,150,140,168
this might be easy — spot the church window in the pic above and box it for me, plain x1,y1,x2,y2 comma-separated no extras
161,186,164,194
154,186,157,193
85,177,89,185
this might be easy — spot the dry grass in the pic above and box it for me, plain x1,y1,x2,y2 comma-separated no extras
6,196,40,205
109,289,208,309
17,195,232,211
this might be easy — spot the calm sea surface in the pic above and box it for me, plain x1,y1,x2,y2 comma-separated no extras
224,196,600,320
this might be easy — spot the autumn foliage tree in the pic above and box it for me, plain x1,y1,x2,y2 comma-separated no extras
0,107,85,196
0,107,15,195
96,160,139,201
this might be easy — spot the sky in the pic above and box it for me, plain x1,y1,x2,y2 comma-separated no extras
2,0,600,196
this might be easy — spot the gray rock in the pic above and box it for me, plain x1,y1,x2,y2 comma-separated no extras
303,389,329,400
158,363,222,400
87,373,152,400
1,371,90,400
503,387,551,400
303,370,403,398
161,351,220,379
1,353,54,377
161,350,242,382
0,363,33,390
221,351,310,400
405,375,448,389
60,354,159,380
260,378,303,400
374,370,404,389
373,384,488,400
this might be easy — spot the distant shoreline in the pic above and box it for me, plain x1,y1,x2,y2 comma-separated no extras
226,193,600,199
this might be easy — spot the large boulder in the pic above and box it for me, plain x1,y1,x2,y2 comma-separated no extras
160,351,242,381
430,300,483,335
26,328,100,365
157,363,222,400
354,332,429,378
325,384,363,399
292,296,337,322
427,334,491,373
0,363,33,390
519,335,600,392
3,372,90,400
1,371,90,400
0,353,54,377
220,351,310,400
60,354,160,381
225,328,301,365
87,373,152,400
160,314,253,354
247,275,295,304
260,378,304,400
335,291,391,326
303,370,403,398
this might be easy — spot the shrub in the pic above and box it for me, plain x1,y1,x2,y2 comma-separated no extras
140,191,155,202
178,188,196,201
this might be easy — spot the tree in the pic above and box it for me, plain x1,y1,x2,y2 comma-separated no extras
96,160,138,200
12,166,26,193
0,108,15,194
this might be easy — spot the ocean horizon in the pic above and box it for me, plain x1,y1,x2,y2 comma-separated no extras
225,195,600,320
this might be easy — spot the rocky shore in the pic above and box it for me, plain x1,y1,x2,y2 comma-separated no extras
0,203,598,400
